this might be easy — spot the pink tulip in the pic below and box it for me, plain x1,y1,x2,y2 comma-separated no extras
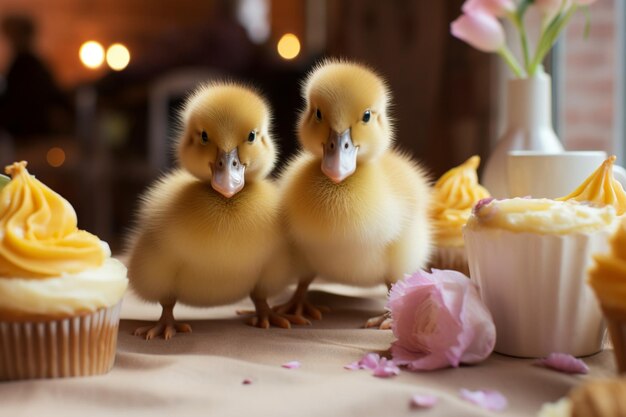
451,11,506,53
387,269,496,371
462,0,516,17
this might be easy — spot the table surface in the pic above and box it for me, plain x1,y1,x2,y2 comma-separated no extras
0,283,618,417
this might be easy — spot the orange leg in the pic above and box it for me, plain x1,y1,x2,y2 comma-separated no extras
272,278,329,323
244,297,310,329
364,281,393,329
133,302,192,340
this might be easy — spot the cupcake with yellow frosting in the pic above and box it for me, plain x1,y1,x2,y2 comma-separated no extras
557,155,626,215
538,378,626,417
464,197,617,357
589,217,626,374
0,161,128,380
430,156,490,275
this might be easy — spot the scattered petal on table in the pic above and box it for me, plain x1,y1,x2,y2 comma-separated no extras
459,389,508,411
372,358,400,378
535,353,589,374
282,361,301,369
344,361,361,371
410,394,438,409
359,353,381,370
242,378,253,385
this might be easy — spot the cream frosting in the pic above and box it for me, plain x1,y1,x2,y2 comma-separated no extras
466,198,617,235
432,156,490,247
0,242,128,316
589,217,626,310
557,155,626,216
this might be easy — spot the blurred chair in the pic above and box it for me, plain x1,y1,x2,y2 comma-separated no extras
147,67,219,174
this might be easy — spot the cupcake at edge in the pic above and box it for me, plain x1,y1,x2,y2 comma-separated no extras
538,378,626,417
589,217,626,374
429,155,490,275
0,161,128,380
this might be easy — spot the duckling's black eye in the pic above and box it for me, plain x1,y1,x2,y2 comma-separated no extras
362,110,371,123
315,108,322,121
248,130,256,143
201,131,208,145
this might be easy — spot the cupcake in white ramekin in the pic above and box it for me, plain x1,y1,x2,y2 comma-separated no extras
0,161,128,381
464,197,617,358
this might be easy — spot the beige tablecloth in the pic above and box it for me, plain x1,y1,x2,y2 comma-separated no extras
0,284,618,417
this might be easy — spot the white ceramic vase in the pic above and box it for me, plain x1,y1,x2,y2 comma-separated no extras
482,69,564,198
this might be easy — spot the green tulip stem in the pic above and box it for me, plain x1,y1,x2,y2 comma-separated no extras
498,47,525,78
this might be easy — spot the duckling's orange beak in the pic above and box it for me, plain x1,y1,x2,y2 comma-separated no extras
210,148,245,198
322,129,358,183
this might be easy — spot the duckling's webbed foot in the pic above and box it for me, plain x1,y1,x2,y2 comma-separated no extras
245,298,309,329
133,302,192,340
273,298,329,322
271,279,329,322
364,312,392,330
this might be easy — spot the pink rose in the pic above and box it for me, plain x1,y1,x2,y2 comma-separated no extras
387,269,496,371
462,0,516,17
451,10,506,53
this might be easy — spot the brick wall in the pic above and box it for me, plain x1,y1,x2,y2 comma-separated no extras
559,0,622,159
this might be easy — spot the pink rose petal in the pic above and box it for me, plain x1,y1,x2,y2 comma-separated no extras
359,353,381,370
281,360,301,369
410,394,438,409
535,353,589,374
242,378,253,385
343,361,361,371
372,358,400,378
459,389,508,411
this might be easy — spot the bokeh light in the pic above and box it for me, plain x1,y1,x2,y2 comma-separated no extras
277,33,300,60
79,41,105,69
46,147,66,168
106,43,131,71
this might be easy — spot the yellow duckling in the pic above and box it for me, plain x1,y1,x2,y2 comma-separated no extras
277,60,433,328
127,82,299,339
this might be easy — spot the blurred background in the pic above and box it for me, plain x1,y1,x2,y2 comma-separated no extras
0,0,623,251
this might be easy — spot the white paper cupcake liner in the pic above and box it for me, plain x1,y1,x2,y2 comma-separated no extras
464,228,609,358
429,246,470,276
0,302,122,381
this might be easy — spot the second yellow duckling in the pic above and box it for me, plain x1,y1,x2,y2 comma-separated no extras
127,82,300,339
277,60,433,328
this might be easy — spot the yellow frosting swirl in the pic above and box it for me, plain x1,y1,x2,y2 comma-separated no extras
0,161,105,278
589,217,626,310
557,155,626,215
432,156,490,247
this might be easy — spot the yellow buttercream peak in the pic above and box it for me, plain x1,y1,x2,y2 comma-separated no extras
0,161,105,278
557,156,626,215
432,155,490,247
5,160,28,177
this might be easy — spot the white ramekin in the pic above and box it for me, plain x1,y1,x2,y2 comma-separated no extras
464,227,609,358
